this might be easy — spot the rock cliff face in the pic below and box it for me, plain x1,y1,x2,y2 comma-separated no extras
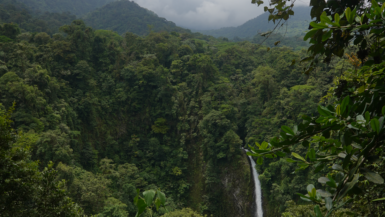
187,145,253,217
219,152,253,217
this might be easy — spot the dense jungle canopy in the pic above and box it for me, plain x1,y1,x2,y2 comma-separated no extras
0,0,384,216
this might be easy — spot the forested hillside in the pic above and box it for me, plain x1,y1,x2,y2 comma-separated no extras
16,0,116,17
0,0,76,35
198,6,311,39
0,0,188,37
0,15,341,215
83,0,189,36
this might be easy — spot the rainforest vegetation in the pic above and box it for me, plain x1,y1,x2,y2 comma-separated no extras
0,0,385,216
0,0,76,36
15,0,116,17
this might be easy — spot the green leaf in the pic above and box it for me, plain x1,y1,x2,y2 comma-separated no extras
379,117,384,132
322,30,332,42
365,111,370,123
309,148,316,161
134,189,140,205
373,197,385,202
351,7,357,23
257,157,263,165
318,177,329,184
275,151,286,157
326,174,337,188
261,141,269,149
345,7,352,23
340,96,350,115
332,164,343,171
264,6,268,12
334,13,341,26
355,16,361,23
320,12,333,25
155,198,162,211
314,205,323,217
325,197,333,210
143,190,156,206
317,189,332,198
336,174,359,201
282,125,295,136
304,29,318,41
246,152,259,157
251,0,264,6
296,193,312,202
311,188,317,198
370,118,380,134
307,184,316,193
309,21,328,29
318,106,332,117
135,198,147,217
382,106,385,115
286,158,297,163
292,152,307,162
362,170,384,184
157,190,166,206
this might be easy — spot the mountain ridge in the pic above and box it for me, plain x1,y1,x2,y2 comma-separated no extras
83,0,189,36
197,6,312,39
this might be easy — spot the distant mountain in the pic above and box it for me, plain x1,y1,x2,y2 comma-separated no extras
198,6,312,39
16,0,116,17
83,0,188,36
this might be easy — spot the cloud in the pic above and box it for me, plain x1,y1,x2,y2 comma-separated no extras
133,0,311,30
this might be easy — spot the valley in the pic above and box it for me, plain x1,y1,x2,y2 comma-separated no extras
1,0,384,216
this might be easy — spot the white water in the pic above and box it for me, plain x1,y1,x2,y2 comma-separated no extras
245,149,263,217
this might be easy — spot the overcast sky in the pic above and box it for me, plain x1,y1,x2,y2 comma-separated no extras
133,0,311,30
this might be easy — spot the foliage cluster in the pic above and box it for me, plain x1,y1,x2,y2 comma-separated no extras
0,105,83,216
249,0,385,216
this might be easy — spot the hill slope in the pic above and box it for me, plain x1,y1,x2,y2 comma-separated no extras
0,0,76,35
16,0,116,17
83,0,188,36
198,6,312,39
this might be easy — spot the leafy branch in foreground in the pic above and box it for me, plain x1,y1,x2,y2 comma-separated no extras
248,1,385,215
134,189,169,217
248,60,385,215
300,1,385,74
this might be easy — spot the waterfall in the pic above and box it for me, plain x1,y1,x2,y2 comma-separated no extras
245,149,263,217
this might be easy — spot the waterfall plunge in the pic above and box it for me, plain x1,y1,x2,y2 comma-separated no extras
245,150,263,217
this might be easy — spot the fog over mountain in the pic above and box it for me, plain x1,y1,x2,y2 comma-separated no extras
133,0,311,30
